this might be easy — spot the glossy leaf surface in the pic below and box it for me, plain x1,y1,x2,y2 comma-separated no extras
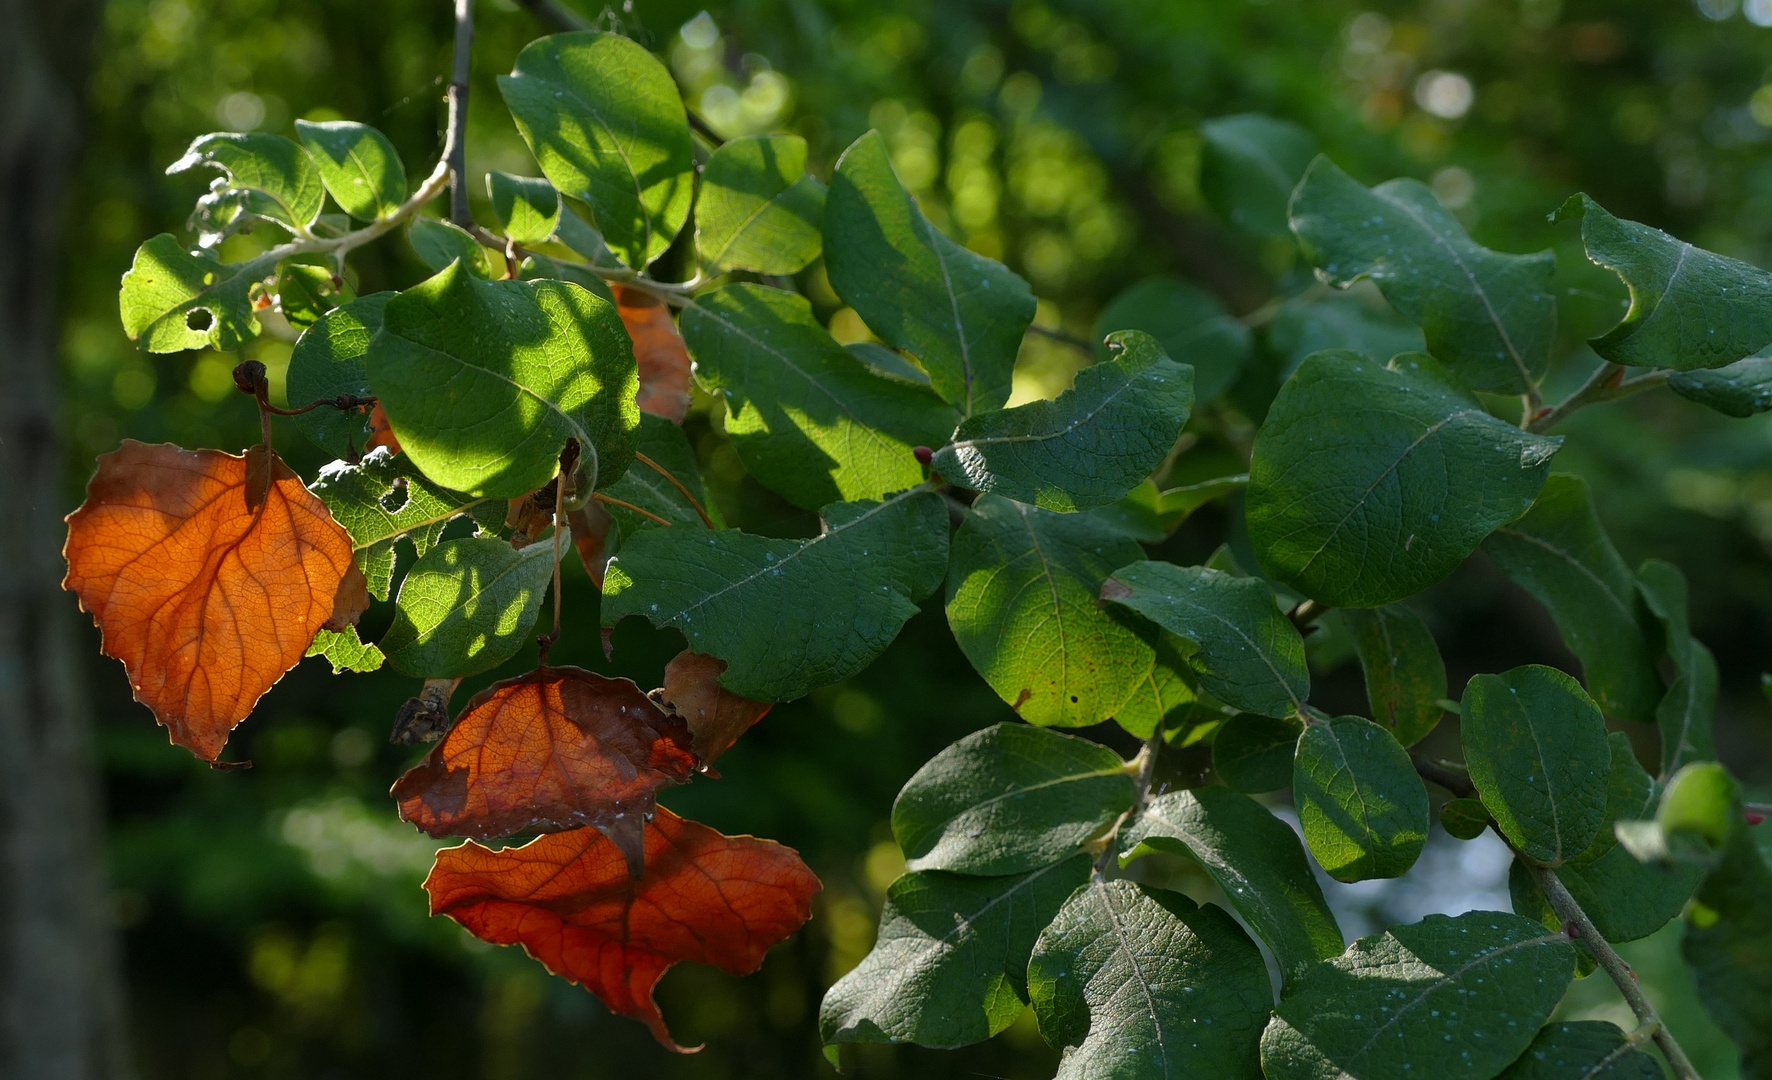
1668,354,1772,417
1294,715,1429,881
696,133,826,275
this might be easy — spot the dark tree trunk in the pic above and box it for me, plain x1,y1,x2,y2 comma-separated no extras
0,0,132,1077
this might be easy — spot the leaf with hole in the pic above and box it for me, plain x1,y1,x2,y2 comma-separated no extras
306,626,383,673
119,236,277,353
650,650,770,767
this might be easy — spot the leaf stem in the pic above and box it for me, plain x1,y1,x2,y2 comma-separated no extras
592,491,673,527
1413,756,1476,798
1528,362,1670,433
1027,323,1093,352
463,223,702,307
1525,863,1703,1080
446,0,475,228
1094,730,1164,876
634,451,714,528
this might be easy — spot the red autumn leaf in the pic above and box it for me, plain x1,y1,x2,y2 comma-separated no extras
365,401,401,453
63,441,365,761
425,808,820,1051
651,650,772,767
391,666,697,870
614,284,691,423
567,502,615,588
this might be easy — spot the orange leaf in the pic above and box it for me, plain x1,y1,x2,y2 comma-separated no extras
614,284,691,423
63,441,361,761
391,666,697,867
366,401,401,454
425,808,820,1051
567,503,615,588
651,650,771,767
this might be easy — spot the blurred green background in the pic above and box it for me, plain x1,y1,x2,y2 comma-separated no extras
62,0,1772,1076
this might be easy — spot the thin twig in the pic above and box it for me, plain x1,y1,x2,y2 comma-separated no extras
635,451,714,527
686,110,726,148
1094,730,1164,876
1528,363,1670,433
446,0,476,228
593,491,673,527
1028,323,1093,352
1414,757,1476,798
1527,864,1703,1080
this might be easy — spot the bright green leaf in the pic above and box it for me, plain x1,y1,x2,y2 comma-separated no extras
946,495,1153,727
305,626,384,674
294,119,407,221
1668,354,1772,417
498,31,695,268
1291,156,1557,394
1214,714,1304,793
603,488,949,701
824,130,1036,414
1199,113,1318,237
893,724,1134,875
1247,350,1560,607
368,260,639,499
286,292,388,458
819,856,1090,1050
1101,561,1308,719
846,342,932,389
168,131,324,242
1294,715,1429,881
1261,912,1575,1080
696,133,826,275
1496,1021,1662,1080
1092,276,1249,403
933,330,1194,512
407,218,500,279
275,261,351,331
380,537,555,678
118,235,276,353
1030,879,1273,1080
1483,474,1662,722
679,284,956,511
1342,605,1447,747
1123,787,1344,988
1090,475,1248,544
1462,665,1611,866
1114,634,1200,739
1556,193,1772,371
486,171,562,246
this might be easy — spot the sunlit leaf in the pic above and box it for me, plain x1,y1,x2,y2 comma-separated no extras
168,131,324,242
1294,715,1428,881
119,235,276,353
380,536,555,678
285,293,390,458
295,119,407,221
306,625,383,673
696,133,826,275
487,170,562,246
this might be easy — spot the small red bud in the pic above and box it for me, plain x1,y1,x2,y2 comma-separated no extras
1564,921,1580,939
913,445,934,466
1747,811,1766,826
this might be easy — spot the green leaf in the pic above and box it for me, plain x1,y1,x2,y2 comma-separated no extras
696,133,826,275
1294,715,1429,881
1658,761,1740,853
846,342,932,389
1123,787,1344,988
1659,642,1718,780
1247,350,1560,607
294,119,407,221
893,723,1134,876
286,293,388,458
1029,879,1273,1080
946,496,1154,727
1440,797,1491,841
1668,354,1772,417
1461,665,1611,866
118,236,276,353
1261,912,1575,1080
498,31,694,268
1683,818,1772,1079
594,413,724,553
1497,1021,1663,1080
819,856,1090,1050
309,447,499,602
603,488,949,701
1091,475,1249,543
1214,714,1304,793
407,218,500,279
1636,557,1694,673
1101,562,1308,719
305,626,384,674
1199,113,1318,237
1556,193,1772,371
679,284,956,511
1482,474,1662,722
932,330,1194,512
1092,277,1249,403
168,132,325,241
275,261,351,331
1509,733,1703,944
368,260,639,499
517,253,615,303
380,536,556,678
1265,289,1425,381
1290,156,1557,394
486,171,562,246
824,130,1036,414
1114,634,1201,739
1342,605,1448,747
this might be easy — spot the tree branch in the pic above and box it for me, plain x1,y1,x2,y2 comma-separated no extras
446,0,475,228
1526,863,1702,1080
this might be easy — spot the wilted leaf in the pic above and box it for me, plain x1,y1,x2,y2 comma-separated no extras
824,130,1036,414
64,441,363,761
1294,715,1429,881
499,31,695,269
650,650,771,767
1091,277,1249,403
392,667,697,863
168,131,325,242
615,285,692,423
696,133,826,276
380,536,556,678
295,119,407,221
1341,606,1447,747
1247,350,1559,607
893,723,1135,876
1261,912,1575,1080
1291,156,1557,394
820,856,1090,1050
947,496,1154,727
426,808,820,1051
1200,113,1318,237
932,330,1194,512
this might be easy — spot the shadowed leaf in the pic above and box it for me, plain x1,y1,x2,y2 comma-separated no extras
1497,1021,1662,1080
1294,715,1429,881
696,133,826,276
1342,605,1447,746
487,170,562,246
615,284,692,423
381,536,556,679
286,293,390,458
1200,113,1318,237
1091,277,1248,403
